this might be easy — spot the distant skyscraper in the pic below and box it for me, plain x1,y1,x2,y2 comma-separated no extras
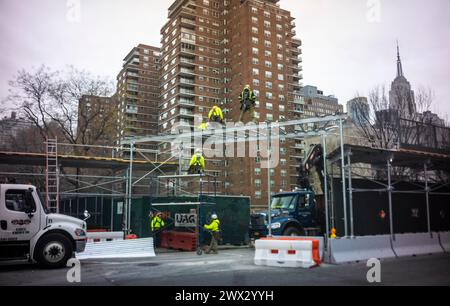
347,97,369,124
389,42,416,118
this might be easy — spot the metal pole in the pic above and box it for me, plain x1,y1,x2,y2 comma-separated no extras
128,142,134,234
124,168,129,233
339,119,348,237
387,159,395,241
347,151,354,238
322,134,330,248
424,163,432,237
267,122,272,237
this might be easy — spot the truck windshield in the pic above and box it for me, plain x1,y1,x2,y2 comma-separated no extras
271,195,296,210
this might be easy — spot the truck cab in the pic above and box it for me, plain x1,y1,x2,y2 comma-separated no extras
0,184,87,268
249,190,324,238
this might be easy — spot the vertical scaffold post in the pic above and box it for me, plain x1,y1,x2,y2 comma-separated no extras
424,162,432,238
387,158,395,241
339,119,348,237
347,151,354,238
267,122,272,237
321,134,330,249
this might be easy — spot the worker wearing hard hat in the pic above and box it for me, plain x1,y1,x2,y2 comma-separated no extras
204,214,221,254
189,149,206,174
238,84,257,123
208,104,224,124
151,212,165,247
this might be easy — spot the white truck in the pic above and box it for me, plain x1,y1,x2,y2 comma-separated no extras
0,184,87,268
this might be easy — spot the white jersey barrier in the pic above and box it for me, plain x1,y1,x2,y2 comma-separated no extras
275,236,324,260
77,238,155,260
87,231,124,243
329,235,396,264
439,232,450,252
392,233,444,257
254,237,321,269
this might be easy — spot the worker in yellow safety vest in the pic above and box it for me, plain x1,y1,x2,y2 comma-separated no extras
204,214,221,254
151,212,165,247
208,104,224,124
189,149,205,174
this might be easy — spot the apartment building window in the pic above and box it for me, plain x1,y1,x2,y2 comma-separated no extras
251,7,258,14
255,179,261,188
265,81,272,89
265,61,272,68
266,102,273,110
266,92,273,100
254,111,260,119
276,15,282,21
252,37,259,44
264,21,271,28
264,11,270,18
270,169,275,176
278,84,285,91
278,63,284,70
252,47,259,55
255,168,261,176
203,0,209,5
252,68,259,76
253,89,259,97
281,170,287,177
279,105,285,112
280,159,287,166
252,27,258,34
253,79,260,86
276,24,282,31
255,191,262,199
252,57,259,65
252,17,258,24
265,71,272,78
265,40,272,48
277,54,284,61
265,50,272,57
264,30,271,38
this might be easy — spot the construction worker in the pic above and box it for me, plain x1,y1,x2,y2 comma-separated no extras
204,214,221,254
189,149,205,174
151,212,165,247
238,84,257,123
208,104,224,124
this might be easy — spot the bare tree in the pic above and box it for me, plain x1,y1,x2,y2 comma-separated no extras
7,65,115,154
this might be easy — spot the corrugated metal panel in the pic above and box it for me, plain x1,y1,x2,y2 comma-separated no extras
76,238,155,259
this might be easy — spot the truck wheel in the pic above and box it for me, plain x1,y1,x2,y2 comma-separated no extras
283,227,302,237
35,233,73,269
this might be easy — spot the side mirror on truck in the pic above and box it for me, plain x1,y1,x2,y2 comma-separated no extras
83,210,91,221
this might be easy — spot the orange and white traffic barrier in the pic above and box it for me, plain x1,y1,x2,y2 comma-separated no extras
254,237,321,268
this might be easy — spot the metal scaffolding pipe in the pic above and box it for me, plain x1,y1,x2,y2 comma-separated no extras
347,151,354,238
387,158,395,241
339,119,348,237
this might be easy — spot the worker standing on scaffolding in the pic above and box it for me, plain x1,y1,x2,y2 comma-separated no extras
238,84,257,123
151,212,165,247
188,149,205,175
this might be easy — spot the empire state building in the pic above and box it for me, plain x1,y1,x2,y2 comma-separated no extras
389,43,416,118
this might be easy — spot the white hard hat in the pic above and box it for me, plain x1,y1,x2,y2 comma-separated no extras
211,214,218,220
195,148,202,154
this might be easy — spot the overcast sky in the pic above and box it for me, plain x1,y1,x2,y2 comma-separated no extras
0,0,449,117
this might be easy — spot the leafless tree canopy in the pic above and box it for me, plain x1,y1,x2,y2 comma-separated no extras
351,85,445,149
7,65,116,154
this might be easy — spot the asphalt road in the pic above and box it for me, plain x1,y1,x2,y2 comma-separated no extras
1,248,450,286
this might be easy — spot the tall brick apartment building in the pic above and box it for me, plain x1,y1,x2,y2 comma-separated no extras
158,0,304,208
116,44,161,154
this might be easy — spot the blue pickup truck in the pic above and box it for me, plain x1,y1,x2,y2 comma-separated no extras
249,190,325,238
